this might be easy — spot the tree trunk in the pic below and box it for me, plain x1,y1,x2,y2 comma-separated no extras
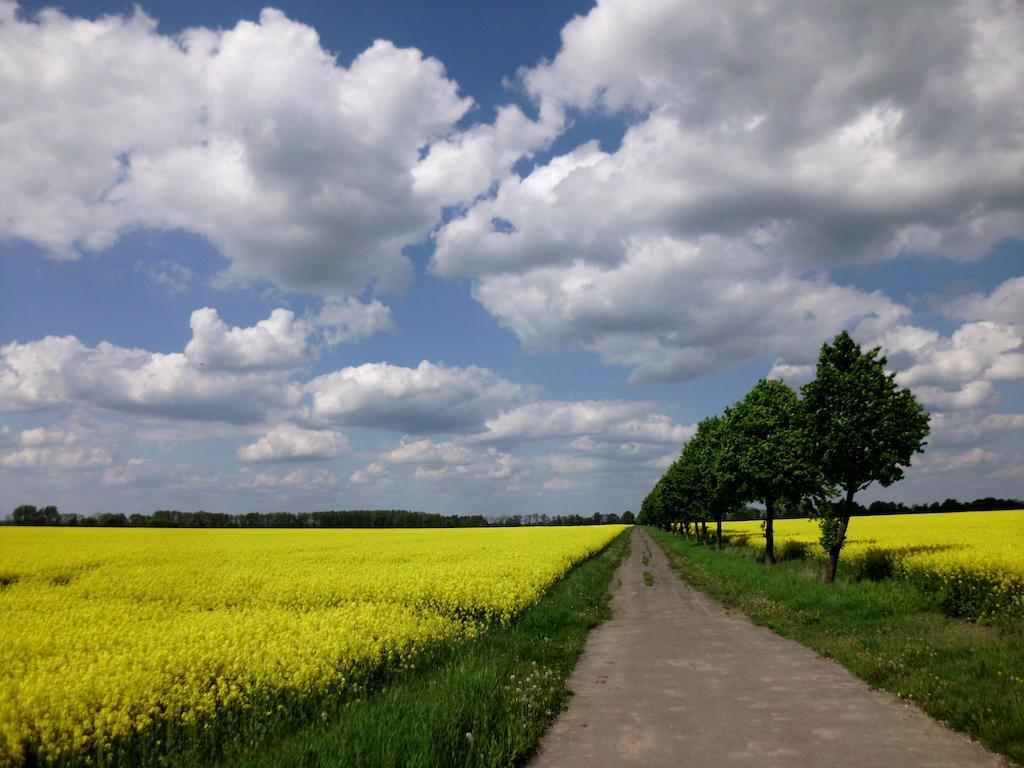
764,498,776,565
715,516,723,549
700,520,707,540
824,488,855,584
825,547,840,583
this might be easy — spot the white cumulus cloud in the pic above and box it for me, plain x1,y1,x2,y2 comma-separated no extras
185,308,310,370
306,360,530,433
0,334,298,424
236,423,349,463
476,399,692,443
430,0,1024,384
0,4,554,295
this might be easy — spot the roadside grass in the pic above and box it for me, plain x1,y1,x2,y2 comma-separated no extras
648,528,1024,766
203,529,632,768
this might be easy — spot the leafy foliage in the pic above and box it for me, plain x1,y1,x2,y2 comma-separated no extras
641,329,929,584
801,331,929,494
725,379,826,562
801,331,930,582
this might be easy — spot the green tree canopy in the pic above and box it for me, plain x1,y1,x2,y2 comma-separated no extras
801,330,930,582
681,416,743,548
726,378,825,564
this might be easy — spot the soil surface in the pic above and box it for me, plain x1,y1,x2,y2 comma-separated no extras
529,528,1008,768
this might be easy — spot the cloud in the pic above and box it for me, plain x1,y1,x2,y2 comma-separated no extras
929,412,1024,447
762,279,1024,418
19,423,80,447
0,445,114,470
1,419,117,470
460,236,908,383
349,462,391,486
766,362,816,387
185,308,311,370
101,459,174,489
234,466,339,492
357,398,694,503
0,302,409,425
402,444,521,484
0,335,90,411
476,399,692,443
378,436,524,483
0,333,298,424
892,321,1019,397
942,276,1024,329
412,102,564,206
520,0,1024,264
912,381,997,412
0,3,201,256
0,5,553,295
369,434,528,488
913,447,1003,476
428,0,1024,383
141,259,195,294
183,302,394,371
312,298,395,346
236,423,349,463
382,436,477,465
306,360,530,433
542,478,581,493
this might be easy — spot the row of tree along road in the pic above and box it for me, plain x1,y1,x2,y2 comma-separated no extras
639,331,931,583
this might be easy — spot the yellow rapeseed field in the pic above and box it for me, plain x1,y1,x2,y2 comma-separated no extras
721,510,1024,620
0,525,626,766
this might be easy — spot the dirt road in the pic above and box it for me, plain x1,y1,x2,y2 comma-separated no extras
529,528,1006,768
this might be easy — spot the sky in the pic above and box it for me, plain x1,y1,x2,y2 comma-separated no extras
1,0,1022,519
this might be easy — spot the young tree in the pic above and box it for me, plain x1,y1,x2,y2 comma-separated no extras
802,331,929,583
726,379,824,565
729,380,823,565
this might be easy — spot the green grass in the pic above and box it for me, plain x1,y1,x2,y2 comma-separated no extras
648,528,1024,766
189,529,631,768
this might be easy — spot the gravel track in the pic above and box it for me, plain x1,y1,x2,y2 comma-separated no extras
530,528,1007,768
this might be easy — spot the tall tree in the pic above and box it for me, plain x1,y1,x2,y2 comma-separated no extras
662,455,702,537
726,379,824,565
638,480,668,529
802,331,929,583
684,416,742,548
11,504,39,525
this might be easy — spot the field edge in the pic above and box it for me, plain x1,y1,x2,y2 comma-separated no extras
218,527,633,768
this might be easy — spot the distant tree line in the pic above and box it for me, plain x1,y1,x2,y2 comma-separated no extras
640,331,934,583
859,497,1022,515
6,506,637,528
8,506,488,528
772,496,1024,519
491,511,635,526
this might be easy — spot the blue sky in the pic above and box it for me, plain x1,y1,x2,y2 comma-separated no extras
1,0,1022,518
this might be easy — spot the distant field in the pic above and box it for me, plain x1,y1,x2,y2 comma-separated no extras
721,510,1024,620
0,525,627,766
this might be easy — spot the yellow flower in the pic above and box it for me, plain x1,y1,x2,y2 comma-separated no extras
0,525,626,764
